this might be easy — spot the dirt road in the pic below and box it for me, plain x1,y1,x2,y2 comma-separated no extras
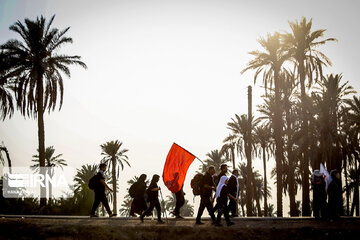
0,215,359,240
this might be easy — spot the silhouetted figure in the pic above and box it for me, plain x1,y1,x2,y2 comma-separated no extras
172,185,185,219
213,164,228,212
129,174,147,217
196,166,216,225
311,170,327,219
227,169,239,217
214,176,235,227
214,164,228,186
90,163,115,217
328,169,342,220
140,174,164,224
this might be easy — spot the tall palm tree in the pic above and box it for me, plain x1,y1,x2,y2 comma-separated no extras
0,15,87,207
100,140,130,215
242,32,289,216
226,113,259,216
31,146,67,200
282,17,336,216
253,123,273,216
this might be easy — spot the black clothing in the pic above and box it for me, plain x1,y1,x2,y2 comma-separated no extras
201,172,215,198
174,187,185,216
227,175,238,216
215,186,231,225
214,172,227,187
196,196,216,223
95,171,105,192
91,171,112,215
328,178,342,219
147,181,159,201
312,175,327,219
141,181,162,221
91,190,112,215
130,180,147,216
142,198,162,221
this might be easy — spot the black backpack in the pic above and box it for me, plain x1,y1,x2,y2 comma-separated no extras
190,173,204,196
88,174,99,190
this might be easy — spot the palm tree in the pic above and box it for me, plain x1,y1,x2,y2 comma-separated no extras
242,32,289,217
0,143,12,173
0,51,15,120
31,146,67,200
226,113,259,216
0,15,87,207
100,140,130,215
314,74,356,170
282,17,336,216
198,149,228,174
220,138,236,170
73,164,98,193
253,123,273,216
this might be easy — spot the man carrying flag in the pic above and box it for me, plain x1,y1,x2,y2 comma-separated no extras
163,143,196,218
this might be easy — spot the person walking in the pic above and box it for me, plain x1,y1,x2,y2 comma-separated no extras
140,174,164,224
195,166,216,225
311,170,327,219
328,169,342,220
227,169,239,217
172,185,185,219
90,163,115,217
214,176,235,227
129,174,148,217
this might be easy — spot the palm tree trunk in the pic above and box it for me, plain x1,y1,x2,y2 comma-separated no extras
246,86,253,216
112,157,117,215
1,147,12,174
356,158,359,216
299,59,310,216
37,74,46,208
274,68,283,217
344,158,350,216
262,147,268,217
285,104,297,216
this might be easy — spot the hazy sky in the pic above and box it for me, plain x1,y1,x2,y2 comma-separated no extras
1,0,359,215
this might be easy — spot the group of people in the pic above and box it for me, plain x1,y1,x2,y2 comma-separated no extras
195,164,239,227
312,169,343,220
89,163,239,227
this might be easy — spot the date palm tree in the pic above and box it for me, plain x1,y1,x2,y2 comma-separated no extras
242,32,289,216
0,51,15,120
226,113,259,216
253,123,273,216
100,140,130,215
0,15,87,207
198,149,228,174
282,17,336,216
73,164,98,193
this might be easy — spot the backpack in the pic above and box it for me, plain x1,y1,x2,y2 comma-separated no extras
88,174,99,190
129,183,137,198
190,173,204,196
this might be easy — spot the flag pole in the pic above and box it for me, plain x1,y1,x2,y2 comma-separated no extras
174,143,205,166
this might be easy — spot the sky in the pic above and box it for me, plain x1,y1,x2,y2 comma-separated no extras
1,0,359,216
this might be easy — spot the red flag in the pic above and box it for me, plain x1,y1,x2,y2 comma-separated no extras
162,143,196,193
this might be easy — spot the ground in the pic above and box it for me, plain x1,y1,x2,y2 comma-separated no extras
0,215,359,240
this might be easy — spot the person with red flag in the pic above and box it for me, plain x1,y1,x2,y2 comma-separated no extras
163,143,196,195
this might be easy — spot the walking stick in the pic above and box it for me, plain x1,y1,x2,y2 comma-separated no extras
159,189,168,223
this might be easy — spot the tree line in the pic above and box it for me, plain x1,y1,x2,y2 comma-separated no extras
0,15,359,217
